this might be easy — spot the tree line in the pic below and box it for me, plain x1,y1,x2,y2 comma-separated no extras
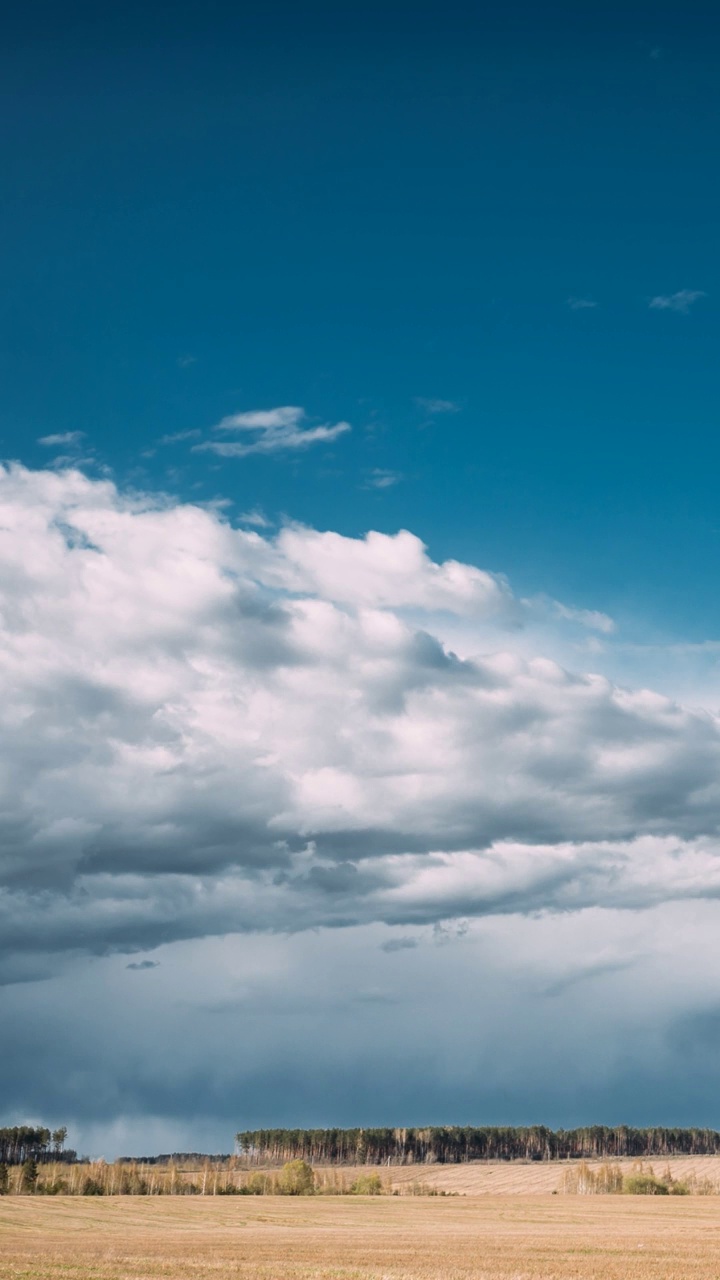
0,1126,74,1165
235,1126,720,1164
0,1157,425,1196
116,1152,235,1166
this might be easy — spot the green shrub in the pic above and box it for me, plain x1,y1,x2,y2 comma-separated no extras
350,1173,383,1195
623,1174,669,1195
276,1159,315,1196
38,1179,68,1195
244,1171,272,1195
118,1173,148,1195
81,1176,105,1196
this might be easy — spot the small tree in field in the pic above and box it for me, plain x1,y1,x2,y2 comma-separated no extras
277,1159,315,1195
21,1157,38,1193
0,1164,8,1195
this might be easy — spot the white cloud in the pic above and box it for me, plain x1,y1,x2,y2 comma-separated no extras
238,507,272,527
1,465,720,978
195,406,351,458
649,290,706,314
159,429,202,445
554,601,616,634
413,398,461,415
266,525,516,615
567,297,597,311
364,469,403,490
37,431,85,447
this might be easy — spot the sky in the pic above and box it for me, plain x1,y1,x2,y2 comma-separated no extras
3,0,720,1158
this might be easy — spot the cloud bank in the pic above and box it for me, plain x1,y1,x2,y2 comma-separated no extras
2,464,720,983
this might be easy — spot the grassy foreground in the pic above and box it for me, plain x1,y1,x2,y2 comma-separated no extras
3,1195,720,1280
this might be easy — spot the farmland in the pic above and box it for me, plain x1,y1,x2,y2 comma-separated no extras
3,1193,720,1280
368,1154,720,1194
7,1153,720,1197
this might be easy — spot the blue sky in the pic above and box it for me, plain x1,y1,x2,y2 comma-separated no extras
4,1,720,1157
4,0,719,630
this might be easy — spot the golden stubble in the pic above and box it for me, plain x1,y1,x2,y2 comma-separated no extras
3,1195,720,1280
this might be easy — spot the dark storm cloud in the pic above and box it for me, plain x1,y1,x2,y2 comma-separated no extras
4,904,719,1155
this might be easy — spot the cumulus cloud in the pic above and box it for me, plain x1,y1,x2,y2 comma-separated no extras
266,525,516,615
195,406,351,458
37,431,86,447
1,465,720,981
649,290,706,314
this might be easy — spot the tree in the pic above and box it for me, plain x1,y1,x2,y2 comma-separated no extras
21,1157,38,1193
0,1164,8,1195
277,1160,315,1195
52,1128,67,1155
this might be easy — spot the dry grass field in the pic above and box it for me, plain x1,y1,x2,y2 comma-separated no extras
182,1153,720,1197
18,1154,720,1198
3,1194,720,1280
368,1154,720,1195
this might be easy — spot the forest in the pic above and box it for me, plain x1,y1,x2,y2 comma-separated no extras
0,1126,75,1165
235,1126,720,1165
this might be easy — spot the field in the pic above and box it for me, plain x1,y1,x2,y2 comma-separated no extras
4,1194,720,1280
11,1154,720,1197
332,1154,720,1195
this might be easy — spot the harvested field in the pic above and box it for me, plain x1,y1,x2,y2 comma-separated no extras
363,1154,720,1195
16,1155,720,1198
3,1195,720,1280
12,1155,720,1198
